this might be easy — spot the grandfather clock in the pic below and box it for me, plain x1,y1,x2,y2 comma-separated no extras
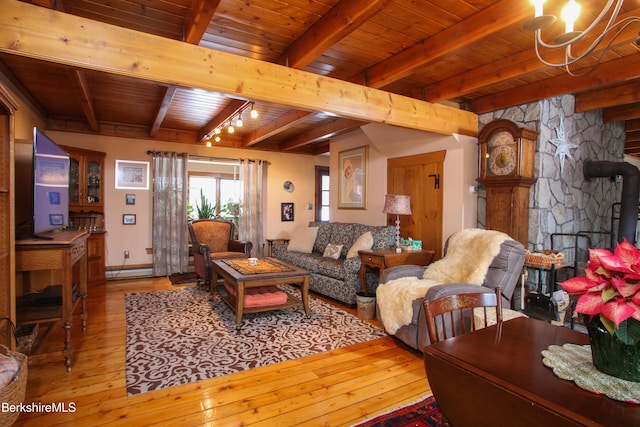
477,119,537,247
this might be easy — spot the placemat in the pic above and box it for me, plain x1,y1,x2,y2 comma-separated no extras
223,258,295,275
541,343,640,404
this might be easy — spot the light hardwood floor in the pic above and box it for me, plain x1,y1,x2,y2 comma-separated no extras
14,277,431,426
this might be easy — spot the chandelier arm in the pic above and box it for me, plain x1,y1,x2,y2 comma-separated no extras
535,0,620,50
565,19,640,77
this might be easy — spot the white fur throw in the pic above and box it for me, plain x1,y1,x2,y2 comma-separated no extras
376,228,511,335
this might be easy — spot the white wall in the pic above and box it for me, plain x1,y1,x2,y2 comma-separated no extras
349,123,478,250
47,131,329,269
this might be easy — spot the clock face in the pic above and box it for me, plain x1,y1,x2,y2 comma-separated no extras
488,130,514,146
488,144,517,176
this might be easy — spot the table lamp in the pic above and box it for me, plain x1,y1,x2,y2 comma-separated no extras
383,194,412,253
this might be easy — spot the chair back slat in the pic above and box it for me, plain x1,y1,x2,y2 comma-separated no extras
423,288,503,344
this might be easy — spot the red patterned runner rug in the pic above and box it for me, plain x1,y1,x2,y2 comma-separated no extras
125,286,387,395
352,395,442,427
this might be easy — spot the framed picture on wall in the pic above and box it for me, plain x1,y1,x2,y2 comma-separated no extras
338,146,368,209
281,202,294,221
115,160,149,190
125,194,136,205
123,214,136,225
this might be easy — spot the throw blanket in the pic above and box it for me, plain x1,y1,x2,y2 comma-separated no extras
377,228,511,334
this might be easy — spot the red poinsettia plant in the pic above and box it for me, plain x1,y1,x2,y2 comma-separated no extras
560,239,640,345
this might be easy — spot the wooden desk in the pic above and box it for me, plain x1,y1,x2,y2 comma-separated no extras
358,248,434,292
423,317,640,426
15,230,89,371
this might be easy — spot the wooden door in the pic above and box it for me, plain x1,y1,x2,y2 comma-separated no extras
387,151,445,259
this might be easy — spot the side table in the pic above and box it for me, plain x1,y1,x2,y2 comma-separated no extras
358,248,435,292
266,238,290,256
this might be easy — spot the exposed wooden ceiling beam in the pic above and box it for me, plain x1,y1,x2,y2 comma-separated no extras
355,0,530,89
471,54,640,114
604,103,640,123
198,99,250,141
424,8,640,104
150,85,177,137
576,81,640,113
66,69,99,132
242,110,315,146
627,119,640,132
183,0,220,44
278,0,392,69
0,1,477,137
280,118,363,151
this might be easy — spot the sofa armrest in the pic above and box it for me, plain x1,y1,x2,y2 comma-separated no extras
380,265,427,283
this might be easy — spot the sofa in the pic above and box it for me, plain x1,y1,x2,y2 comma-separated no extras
377,229,526,351
272,222,396,305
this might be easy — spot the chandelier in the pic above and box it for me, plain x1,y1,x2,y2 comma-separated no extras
524,0,640,76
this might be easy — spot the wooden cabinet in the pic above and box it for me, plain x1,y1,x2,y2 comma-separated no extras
86,231,106,285
62,145,105,212
61,146,106,286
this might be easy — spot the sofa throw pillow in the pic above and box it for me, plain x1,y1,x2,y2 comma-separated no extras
287,226,319,253
323,244,343,259
346,231,374,258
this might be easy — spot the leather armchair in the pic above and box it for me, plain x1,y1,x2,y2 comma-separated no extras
188,219,253,285
378,230,525,351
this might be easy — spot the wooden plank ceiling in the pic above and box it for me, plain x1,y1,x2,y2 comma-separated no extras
1,0,639,155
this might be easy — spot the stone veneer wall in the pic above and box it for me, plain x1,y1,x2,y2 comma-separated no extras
478,95,626,263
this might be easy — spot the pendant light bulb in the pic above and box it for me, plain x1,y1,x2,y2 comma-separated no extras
214,135,221,143
236,116,243,127
250,105,259,119
205,140,212,147
227,125,234,134
214,127,221,135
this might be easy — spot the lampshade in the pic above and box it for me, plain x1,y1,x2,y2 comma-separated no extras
383,194,412,215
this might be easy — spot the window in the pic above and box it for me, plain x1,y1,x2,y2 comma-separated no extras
188,171,239,220
315,166,330,222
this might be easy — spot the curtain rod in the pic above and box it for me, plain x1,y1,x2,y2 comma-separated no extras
148,151,270,165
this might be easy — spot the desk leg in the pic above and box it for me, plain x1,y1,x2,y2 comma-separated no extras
62,249,73,372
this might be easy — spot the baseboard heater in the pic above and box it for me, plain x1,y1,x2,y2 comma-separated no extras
106,265,153,280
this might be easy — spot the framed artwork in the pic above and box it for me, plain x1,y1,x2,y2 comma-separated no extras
281,202,294,221
115,160,149,190
123,214,136,225
125,194,136,205
338,145,368,209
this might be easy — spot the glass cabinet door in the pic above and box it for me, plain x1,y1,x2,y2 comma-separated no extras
86,159,102,204
68,156,80,205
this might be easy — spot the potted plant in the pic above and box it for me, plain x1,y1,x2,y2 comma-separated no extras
560,239,640,381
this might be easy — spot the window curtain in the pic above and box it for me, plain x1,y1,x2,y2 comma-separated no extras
239,159,267,256
150,151,189,276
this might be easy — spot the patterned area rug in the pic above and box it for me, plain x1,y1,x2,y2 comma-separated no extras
352,395,441,427
125,286,387,395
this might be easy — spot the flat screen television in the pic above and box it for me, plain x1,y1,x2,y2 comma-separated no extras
15,128,70,239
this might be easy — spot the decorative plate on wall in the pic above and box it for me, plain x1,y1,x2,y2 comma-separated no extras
284,181,295,192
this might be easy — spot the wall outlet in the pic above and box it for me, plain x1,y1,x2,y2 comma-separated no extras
124,250,130,259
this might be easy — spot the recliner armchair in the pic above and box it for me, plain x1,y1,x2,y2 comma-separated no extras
377,228,525,351
188,219,253,285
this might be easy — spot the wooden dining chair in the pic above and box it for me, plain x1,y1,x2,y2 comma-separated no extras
423,287,503,344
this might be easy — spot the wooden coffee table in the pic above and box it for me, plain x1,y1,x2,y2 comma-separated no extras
423,317,640,426
210,257,311,329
